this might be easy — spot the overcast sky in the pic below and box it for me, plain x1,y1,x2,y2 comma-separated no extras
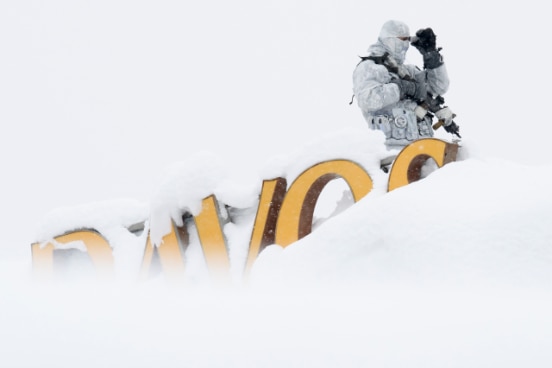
1,0,550,258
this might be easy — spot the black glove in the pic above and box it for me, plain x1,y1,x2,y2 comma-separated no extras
390,75,427,102
411,28,443,69
411,28,437,53
444,121,461,138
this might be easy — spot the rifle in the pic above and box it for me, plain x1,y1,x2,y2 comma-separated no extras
379,53,461,139
415,93,461,138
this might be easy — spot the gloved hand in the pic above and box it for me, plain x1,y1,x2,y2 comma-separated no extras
390,74,427,102
411,28,443,69
411,28,437,53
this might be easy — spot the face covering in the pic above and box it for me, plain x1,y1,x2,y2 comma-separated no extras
381,37,409,63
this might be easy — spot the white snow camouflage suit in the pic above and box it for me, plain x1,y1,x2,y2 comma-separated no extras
352,20,450,148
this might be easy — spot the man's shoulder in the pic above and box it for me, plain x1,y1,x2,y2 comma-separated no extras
353,59,391,87
355,58,388,74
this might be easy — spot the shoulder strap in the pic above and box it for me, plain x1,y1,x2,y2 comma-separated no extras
361,52,400,75
359,53,387,65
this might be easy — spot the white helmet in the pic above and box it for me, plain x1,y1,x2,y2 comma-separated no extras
378,20,410,63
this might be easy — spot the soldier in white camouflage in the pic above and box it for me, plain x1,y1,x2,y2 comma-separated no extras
352,20,459,149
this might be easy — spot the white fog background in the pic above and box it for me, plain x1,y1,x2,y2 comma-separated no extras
2,1,552,367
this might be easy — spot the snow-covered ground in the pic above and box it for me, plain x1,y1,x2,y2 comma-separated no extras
2,1,552,367
4,147,552,367
5,130,552,368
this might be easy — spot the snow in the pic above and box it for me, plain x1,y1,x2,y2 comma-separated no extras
148,151,231,245
2,0,552,367
253,157,552,289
